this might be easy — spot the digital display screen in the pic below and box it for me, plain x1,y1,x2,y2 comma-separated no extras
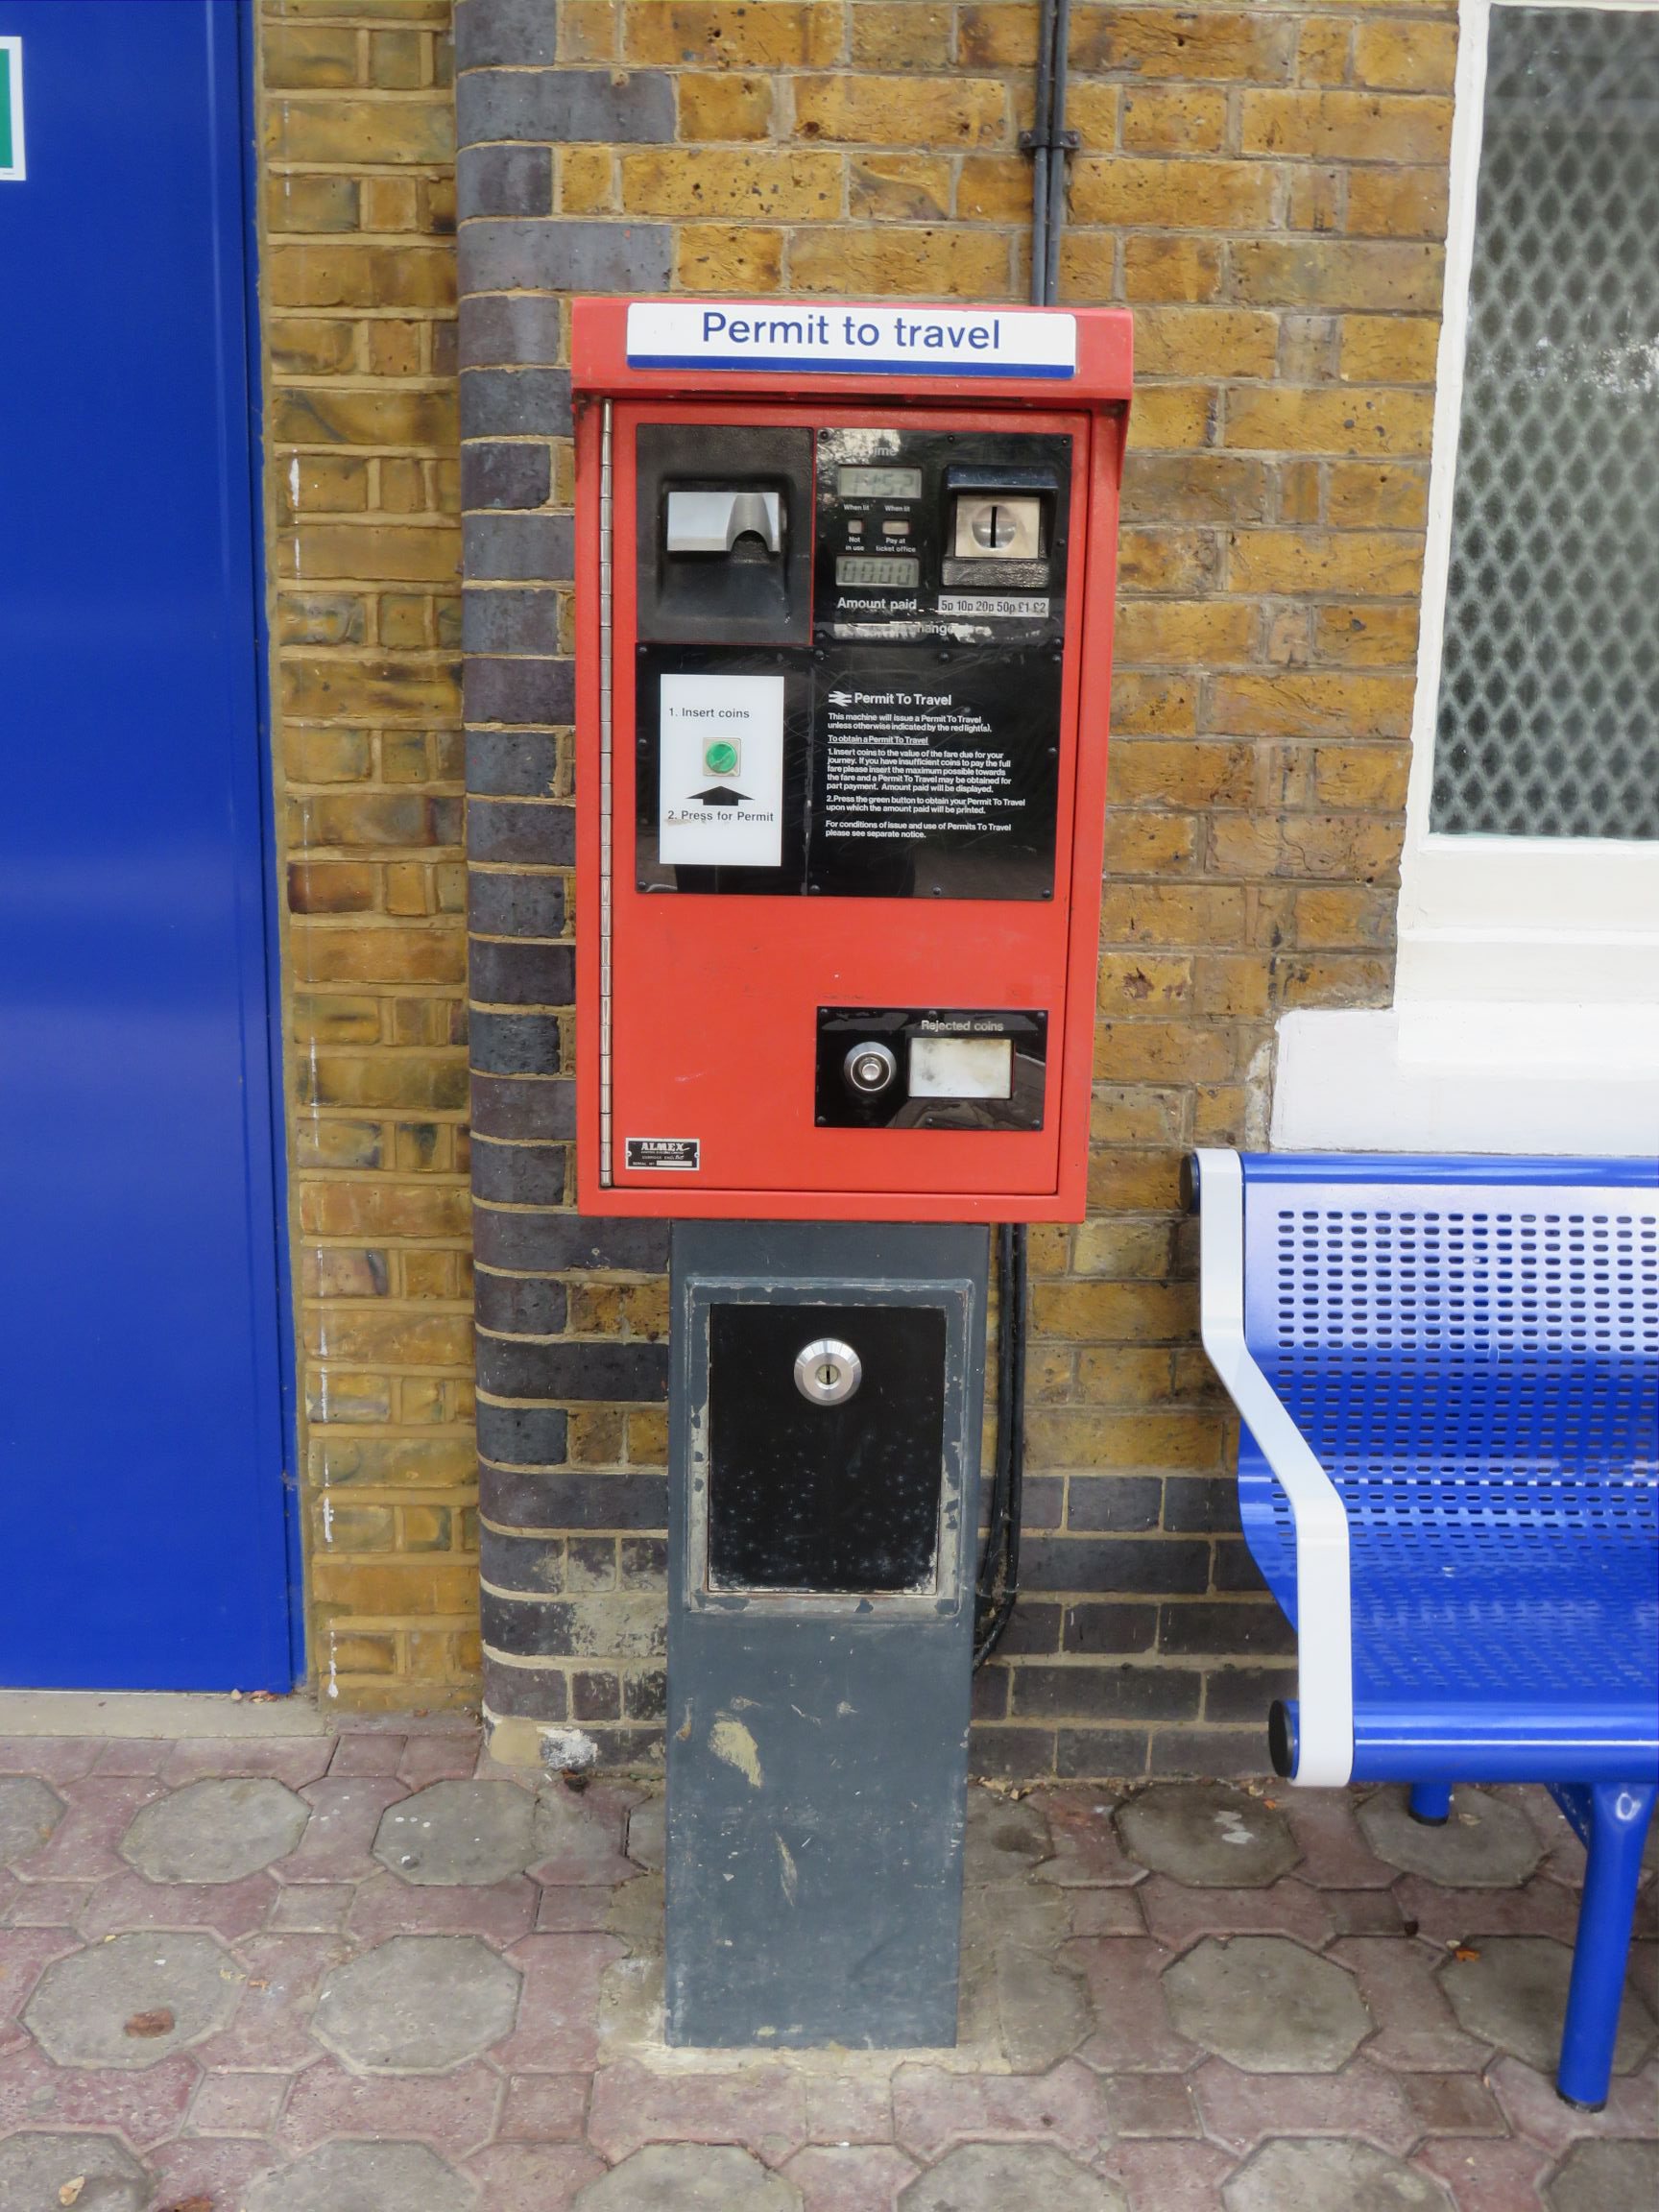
836,555,920,589
837,467,924,501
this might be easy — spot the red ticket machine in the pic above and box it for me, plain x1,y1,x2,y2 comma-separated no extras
573,298,1132,1221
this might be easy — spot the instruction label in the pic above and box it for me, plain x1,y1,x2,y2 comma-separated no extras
658,672,784,869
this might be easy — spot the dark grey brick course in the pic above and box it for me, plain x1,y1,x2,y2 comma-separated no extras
455,0,560,68
470,1138,566,1206
477,1403,569,1468
460,293,565,368
464,586,564,656
457,69,675,148
464,656,574,729
1203,1664,1297,1723
462,440,551,512
468,868,565,938
469,937,574,1005
469,1009,562,1076
1053,1729,1154,1779
481,1469,669,1533
470,1072,575,1142
1011,1664,1202,1723
457,143,552,221
481,1655,570,1719
468,798,575,866
462,369,573,441
1066,1475,1164,1533
1158,1600,1295,1656
1062,1601,1159,1655
1022,1536,1211,1596
464,511,574,581
467,729,562,799
474,1269,567,1336
476,1335,669,1403
472,1210,671,1274
459,217,672,297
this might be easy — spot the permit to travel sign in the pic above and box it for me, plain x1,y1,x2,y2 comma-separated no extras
626,301,1077,379
0,38,23,180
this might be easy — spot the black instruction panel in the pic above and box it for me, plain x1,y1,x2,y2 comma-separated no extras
635,423,1073,902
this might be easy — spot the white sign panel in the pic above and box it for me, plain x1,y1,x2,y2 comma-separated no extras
658,672,784,868
627,301,1076,380
0,38,24,182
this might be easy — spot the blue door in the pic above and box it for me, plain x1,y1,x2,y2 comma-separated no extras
0,3,293,1689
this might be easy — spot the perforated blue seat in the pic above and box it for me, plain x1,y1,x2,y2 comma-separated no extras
1194,1150,1658,2111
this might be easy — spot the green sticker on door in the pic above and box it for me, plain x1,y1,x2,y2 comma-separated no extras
0,39,24,181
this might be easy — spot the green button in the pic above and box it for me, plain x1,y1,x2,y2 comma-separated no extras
704,740,739,777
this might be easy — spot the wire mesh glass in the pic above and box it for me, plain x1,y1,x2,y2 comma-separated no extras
1431,5,1659,839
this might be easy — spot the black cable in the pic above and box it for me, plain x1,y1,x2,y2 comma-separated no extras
974,1221,1027,1667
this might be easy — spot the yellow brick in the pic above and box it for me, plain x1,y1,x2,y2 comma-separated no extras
1032,1279,1196,1344
848,155,951,223
1339,314,1440,384
620,147,840,219
1223,386,1433,456
1241,88,1453,164
1115,598,1254,666
1193,954,1272,1020
1070,157,1276,230
280,655,460,723
1056,232,1116,301
1227,530,1425,597
852,2,950,67
956,4,1047,69
558,147,613,213
1108,738,1252,808
560,2,619,61
1347,166,1449,240
1118,529,1219,595
1134,308,1278,380
1119,85,1227,154
270,320,359,375
1085,1150,1190,1212
1313,606,1422,672
788,228,1013,298
793,73,1007,148
1208,672,1416,739
1070,6,1297,83
1095,953,1193,1016
287,524,458,585
267,243,456,312
1326,462,1429,530
1310,740,1414,806
625,3,842,67
1095,1020,1235,1084
678,71,774,140
291,924,466,986
1100,883,1247,948
265,22,360,88
1125,385,1214,454
1233,241,1443,315
312,1560,479,1614
320,1631,398,1675
264,96,454,166
1108,674,1197,738
275,388,456,450
674,224,785,292
1122,236,1222,304
1103,813,1198,876
1072,1346,1182,1405
1294,884,1398,949
1355,20,1457,92
369,28,427,88
267,173,361,235
956,156,1031,224
1298,16,1353,87
1065,80,1119,151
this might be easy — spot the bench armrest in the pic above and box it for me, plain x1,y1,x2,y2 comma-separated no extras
1192,1148,1355,1788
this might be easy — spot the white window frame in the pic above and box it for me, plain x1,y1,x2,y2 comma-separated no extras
1397,0,1659,1010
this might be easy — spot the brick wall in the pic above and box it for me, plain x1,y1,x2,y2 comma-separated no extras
260,0,479,1710
376,0,1448,1771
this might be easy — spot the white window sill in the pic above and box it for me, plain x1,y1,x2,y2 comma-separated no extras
1272,1001,1659,1155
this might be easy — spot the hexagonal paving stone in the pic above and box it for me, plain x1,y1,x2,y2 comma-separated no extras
901,2144,1127,2211
244,2140,475,2212
1358,1787,1542,1887
965,1788,1051,1883
574,2145,801,2209
373,1779,535,1886
23,1930,241,2069
1545,2140,1659,2212
0,1774,65,1863
626,1796,664,1872
1118,1784,1299,1888
311,1934,521,2072
1163,1936,1371,2073
120,1776,310,1883
1223,2138,1453,2211
1438,1935,1656,2074
0,2132,153,2212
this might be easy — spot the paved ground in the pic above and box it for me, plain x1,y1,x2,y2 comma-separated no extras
0,1726,1654,2210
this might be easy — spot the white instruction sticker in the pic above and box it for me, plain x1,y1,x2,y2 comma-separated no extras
659,672,785,869
936,595,1050,620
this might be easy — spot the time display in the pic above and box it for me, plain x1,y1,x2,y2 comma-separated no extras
835,555,921,589
836,467,924,501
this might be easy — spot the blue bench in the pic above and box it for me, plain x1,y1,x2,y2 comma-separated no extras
1190,1149,1658,2110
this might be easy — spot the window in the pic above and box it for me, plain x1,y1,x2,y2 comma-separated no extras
1398,0,1659,1004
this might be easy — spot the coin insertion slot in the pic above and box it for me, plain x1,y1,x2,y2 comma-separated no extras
952,493,1043,562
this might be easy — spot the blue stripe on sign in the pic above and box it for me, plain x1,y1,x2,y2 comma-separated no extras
626,352,1076,378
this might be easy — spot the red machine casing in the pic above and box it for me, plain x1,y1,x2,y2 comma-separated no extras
573,298,1132,1221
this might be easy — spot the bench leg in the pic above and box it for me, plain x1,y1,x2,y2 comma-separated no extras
1408,1782,1452,1825
1557,1781,1656,2110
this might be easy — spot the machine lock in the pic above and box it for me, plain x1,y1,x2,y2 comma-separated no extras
793,1336,862,1407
